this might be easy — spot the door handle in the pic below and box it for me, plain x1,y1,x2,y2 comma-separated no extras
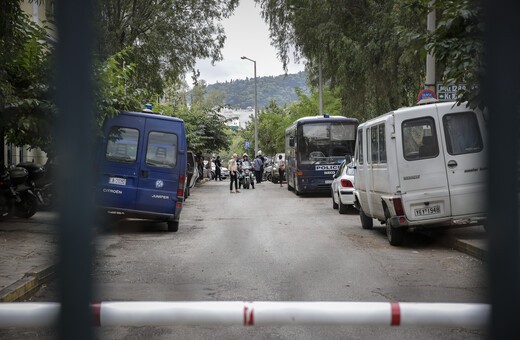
141,170,148,178
447,160,457,169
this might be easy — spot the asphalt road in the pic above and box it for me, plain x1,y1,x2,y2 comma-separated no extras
1,179,487,339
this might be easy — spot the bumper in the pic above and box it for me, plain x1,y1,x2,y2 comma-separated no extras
99,205,182,222
388,215,485,229
339,190,355,205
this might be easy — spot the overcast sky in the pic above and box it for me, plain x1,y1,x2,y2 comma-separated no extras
191,0,306,85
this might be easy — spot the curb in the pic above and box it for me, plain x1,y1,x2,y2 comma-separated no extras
0,264,55,302
444,237,487,262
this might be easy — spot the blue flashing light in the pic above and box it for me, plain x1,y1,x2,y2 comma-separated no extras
324,114,330,118
145,103,153,110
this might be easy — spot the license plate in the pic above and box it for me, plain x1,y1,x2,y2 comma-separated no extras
414,205,440,217
324,180,333,184
109,177,126,186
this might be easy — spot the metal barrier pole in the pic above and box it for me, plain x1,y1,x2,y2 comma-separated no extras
54,0,95,339
0,301,490,328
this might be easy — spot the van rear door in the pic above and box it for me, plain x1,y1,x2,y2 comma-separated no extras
436,104,487,217
395,106,452,221
134,117,181,215
98,115,144,211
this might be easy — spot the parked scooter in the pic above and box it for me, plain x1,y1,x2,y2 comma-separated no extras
0,165,39,219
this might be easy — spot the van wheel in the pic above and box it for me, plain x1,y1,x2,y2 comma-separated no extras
338,194,349,214
386,218,405,246
359,206,373,230
332,190,338,209
167,220,179,232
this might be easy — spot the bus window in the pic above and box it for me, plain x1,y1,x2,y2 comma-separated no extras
298,122,356,164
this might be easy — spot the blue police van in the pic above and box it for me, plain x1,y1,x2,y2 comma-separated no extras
95,111,187,232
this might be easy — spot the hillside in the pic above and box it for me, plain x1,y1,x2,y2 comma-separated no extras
206,71,310,109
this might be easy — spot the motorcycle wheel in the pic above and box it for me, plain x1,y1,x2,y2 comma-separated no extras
15,193,38,218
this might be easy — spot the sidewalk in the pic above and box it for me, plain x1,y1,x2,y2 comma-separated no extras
0,211,488,302
0,212,57,302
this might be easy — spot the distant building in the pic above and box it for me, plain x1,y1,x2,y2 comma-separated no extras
221,107,254,130
2,1,56,167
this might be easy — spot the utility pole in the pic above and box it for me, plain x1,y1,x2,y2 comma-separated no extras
319,51,323,115
425,1,436,92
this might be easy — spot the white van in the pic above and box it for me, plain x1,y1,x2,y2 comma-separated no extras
353,101,487,246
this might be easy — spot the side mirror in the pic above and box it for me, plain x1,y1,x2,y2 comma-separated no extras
289,136,295,148
345,155,352,164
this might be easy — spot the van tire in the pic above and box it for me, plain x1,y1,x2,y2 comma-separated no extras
359,206,373,230
386,219,405,246
167,220,179,232
332,190,338,209
338,194,349,214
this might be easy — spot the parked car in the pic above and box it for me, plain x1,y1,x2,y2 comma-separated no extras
353,101,487,246
271,153,285,183
331,159,355,214
185,151,198,198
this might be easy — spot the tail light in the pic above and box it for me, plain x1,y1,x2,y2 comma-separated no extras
340,179,353,187
177,174,185,197
392,197,405,216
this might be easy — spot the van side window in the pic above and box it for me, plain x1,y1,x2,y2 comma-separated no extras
105,127,139,163
371,126,378,163
402,117,439,160
145,131,178,168
443,112,483,155
369,124,387,164
357,130,363,165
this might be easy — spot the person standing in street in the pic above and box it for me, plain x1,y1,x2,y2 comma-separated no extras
214,156,222,181
254,154,263,184
228,154,240,193
278,154,285,187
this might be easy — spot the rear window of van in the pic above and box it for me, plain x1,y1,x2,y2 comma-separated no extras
145,131,178,168
402,117,439,161
105,127,139,163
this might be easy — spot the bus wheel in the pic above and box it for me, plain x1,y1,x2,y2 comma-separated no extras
167,220,179,232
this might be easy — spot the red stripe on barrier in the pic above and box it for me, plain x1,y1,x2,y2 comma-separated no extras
390,302,401,326
91,302,101,327
243,303,254,326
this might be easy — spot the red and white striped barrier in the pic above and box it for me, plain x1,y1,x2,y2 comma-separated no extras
0,301,489,328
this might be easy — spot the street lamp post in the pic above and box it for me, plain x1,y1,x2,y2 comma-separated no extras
241,56,258,155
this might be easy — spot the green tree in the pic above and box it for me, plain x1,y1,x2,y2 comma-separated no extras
154,82,231,153
256,0,425,120
94,0,239,95
0,5,56,153
402,0,484,108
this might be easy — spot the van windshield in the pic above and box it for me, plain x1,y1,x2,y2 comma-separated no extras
298,122,356,164
145,131,178,168
105,127,139,163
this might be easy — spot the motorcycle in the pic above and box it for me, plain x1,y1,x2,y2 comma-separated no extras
0,165,39,219
17,161,53,210
238,164,255,189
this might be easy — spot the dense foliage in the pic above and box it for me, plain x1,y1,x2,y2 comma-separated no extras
205,71,310,109
94,0,239,96
0,5,55,153
154,81,231,154
403,0,484,108
1,0,239,156
256,0,484,118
